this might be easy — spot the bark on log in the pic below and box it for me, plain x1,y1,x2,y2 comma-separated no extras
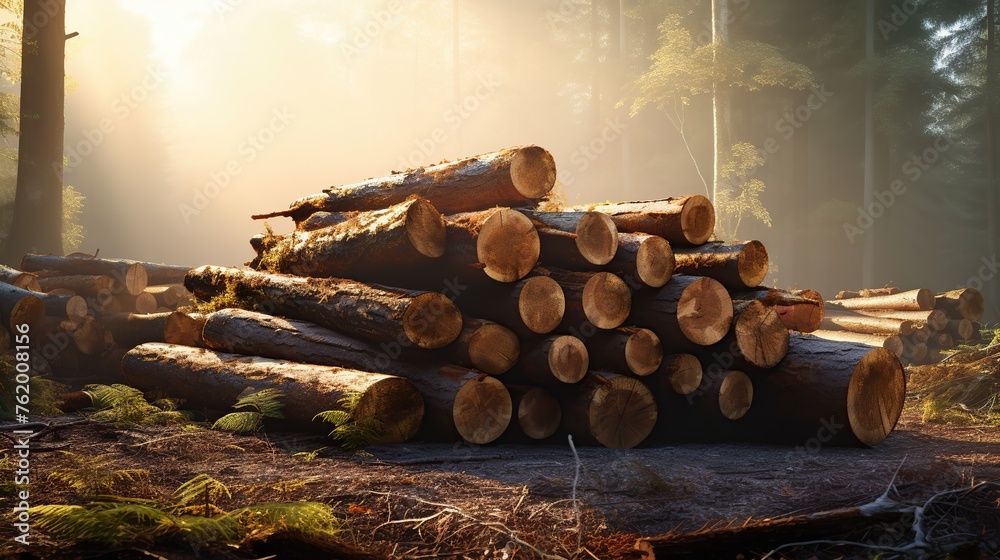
821,311,916,336
732,288,824,333
444,317,520,375
37,274,114,296
297,211,350,232
0,282,45,330
514,335,589,385
546,269,631,331
38,293,88,322
672,240,769,289
631,276,733,347
844,308,949,331
248,198,447,282
184,266,463,349
443,208,540,283
252,145,556,221
835,287,900,299
164,311,208,347
566,195,716,246
736,333,906,447
0,264,41,292
518,210,618,266
456,275,564,336
122,343,424,445
831,288,935,311
103,312,171,348
506,385,561,440
21,254,148,295
699,300,788,370
935,288,984,321
584,327,662,376
561,372,657,448
607,233,674,288
810,330,904,357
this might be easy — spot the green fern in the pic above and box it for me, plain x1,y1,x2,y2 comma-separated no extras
314,391,381,451
0,357,68,420
213,387,285,434
174,474,232,508
83,384,190,426
47,452,148,498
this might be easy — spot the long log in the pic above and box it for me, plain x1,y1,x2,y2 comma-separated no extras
561,372,657,448
835,287,900,299
506,385,562,440
700,300,788,370
935,288,984,321
248,198,446,282
513,335,589,386
518,210,618,266
672,240,769,289
566,195,716,247
198,308,509,444
38,293,88,323
103,312,171,348
843,308,949,331
456,275,564,336
810,330,904,357
631,275,733,347
184,266,462,349
584,327,662,376
164,311,208,347
443,208,540,283
736,334,906,447
547,269,631,331
37,274,115,296
122,343,424,445
831,288,935,311
20,254,148,296
0,283,45,330
731,287,824,333
0,264,41,292
648,370,753,444
821,311,916,336
252,145,556,221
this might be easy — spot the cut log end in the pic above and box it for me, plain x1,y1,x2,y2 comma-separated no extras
405,198,447,258
453,375,512,444
636,235,674,288
575,212,618,266
582,272,632,329
666,354,703,395
719,371,753,420
735,301,790,368
517,387,561,439
737,240,769,288
846,347,906,447
125,264,148,296
548,335,589,384
624,328,663,376
519,276,565,334
680,195,716,245
509,145,557,199
467,322,520,375
403,293,464,349
587,375,657,449
677,277,733,345
353,377,425,445
11,296,45,329
165,311,207,347
477,209,541,282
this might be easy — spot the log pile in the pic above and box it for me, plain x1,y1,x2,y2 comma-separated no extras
817,287,985,365
3,144,908,451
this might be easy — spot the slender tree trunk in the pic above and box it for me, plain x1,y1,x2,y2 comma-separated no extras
987,0,998,319
862,0,876,288
711,0,730,206
2,0,67,264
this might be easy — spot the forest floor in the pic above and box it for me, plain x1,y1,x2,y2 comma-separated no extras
1,400,999,559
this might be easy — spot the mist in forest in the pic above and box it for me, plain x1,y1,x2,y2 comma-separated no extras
60,1,1000,316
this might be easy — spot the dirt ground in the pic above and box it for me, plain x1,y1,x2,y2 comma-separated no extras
2,402,999,559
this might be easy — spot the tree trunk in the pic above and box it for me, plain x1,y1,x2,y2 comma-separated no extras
442,208,540,283
934,288,984,321
504,385,562,440
456,274,565,336
145,286,180,309
607,233,674,288
0,283,45,329
673,240,769,289
38,293,87,322
37,274,115,296
116,292,158,315
650,369,754,443
121,343,424,445
251,145,556,222
737,333,906,447
249,198,447,282
646,353,703,396
631,275,733,347
831,288,935,311
731,287,824,333
0,0,66,264
584,326,662,376
945,319,975,341
700,300,789,370
845,308,948,331
443,317,519,376
103,312,171,348
835,287,900,299
810,330,904,357
296,211,350,232
547,269,631,331
512,335,589,386
822,308,916,336
566,195,715,246
21,254,148,296
164,311,208,347
403,365,512,444
0,265,41,292
561,372,657,448
518,210,618,266
183,266,463,349
712,0,731,211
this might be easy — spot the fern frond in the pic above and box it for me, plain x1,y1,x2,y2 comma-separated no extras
232,387,285,418
313,409,351,426
329,417,382,451
212,411,263,434
227,501,339,539
173,474,231,507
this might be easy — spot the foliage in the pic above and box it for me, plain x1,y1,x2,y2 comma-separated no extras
314,391,381,451
83,384,190,426
62,184,85,253
713,142,772,239
192,279,250,314
0,356,68,420
0,453,18,498
47,452,148,498
212,387,285,434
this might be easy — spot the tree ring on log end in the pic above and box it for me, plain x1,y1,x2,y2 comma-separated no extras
518,387,561,439
402,293,463,349
719,371,752,420
405,198,447,258
676,277,733,345
735,300,789,368
477,209,540,282
625,328,662,376
509,145,557,199
519,276,565,334
737,240,769,288
351,377,425,445
636,235,674,288
582,272,631,329
125,264,148,296
453,374,512,444
10,296,44,330
575,212,618,266
668,354,703,395
847,347,906,447
467,323,520,375
588,375,657,449
548,335,588,384
680,195,716,245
